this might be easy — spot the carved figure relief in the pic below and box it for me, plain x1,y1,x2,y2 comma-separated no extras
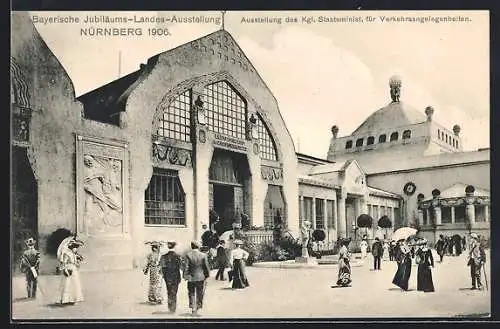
194,95,207,125
247,113,258,140
83,154,123,234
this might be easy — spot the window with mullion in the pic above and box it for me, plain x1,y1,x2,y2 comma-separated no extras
157,90,192,142
203,81,247,140
144,168,186,226
256,114,278,161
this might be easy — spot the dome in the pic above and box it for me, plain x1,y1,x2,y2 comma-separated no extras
351,102,427,135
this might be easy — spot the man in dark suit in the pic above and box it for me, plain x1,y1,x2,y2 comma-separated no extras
160,241,181,313
215,240,228,280
372,237,383,270
183,241,210,315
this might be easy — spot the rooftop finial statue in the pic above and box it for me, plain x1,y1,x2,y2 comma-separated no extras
389,75,402,103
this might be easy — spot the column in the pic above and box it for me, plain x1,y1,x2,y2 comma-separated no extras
418,208,424,226
312,197,316,229
426,208,430,225
337,190,347,239
485,205,489,222
434,206,442,225
466,204,476,224
323,199,328,230
451,206,455,224
299,195,305,225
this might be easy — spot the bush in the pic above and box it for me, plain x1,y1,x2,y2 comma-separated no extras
278,234,302,259
312,229,326,242
257,241,289,262
46,228,74,256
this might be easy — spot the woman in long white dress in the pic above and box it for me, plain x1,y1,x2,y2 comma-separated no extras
229,239,249,289
58,237,84,305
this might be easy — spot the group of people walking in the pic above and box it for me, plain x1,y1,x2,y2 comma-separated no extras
143,238,250,316
391,238,435,292
337,232,487,294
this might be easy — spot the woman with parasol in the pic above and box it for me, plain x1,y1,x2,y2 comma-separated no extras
143,241,164,304
391,239,412,291
57,235,85,305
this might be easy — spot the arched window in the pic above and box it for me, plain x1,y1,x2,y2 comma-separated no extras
145,168,186,226
203,81,247,139
379,134,387,143
355,138,364,147
390,132,398,142
157,89,191,142
402,130,411,139
367,136,375,145
256,114,278,161
345,140,353,149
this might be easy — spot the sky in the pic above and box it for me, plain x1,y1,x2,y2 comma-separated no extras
27,10,490,158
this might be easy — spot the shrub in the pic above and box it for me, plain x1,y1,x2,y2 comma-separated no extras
46,228,74,256
257,241,289,262
278,234,302,259
312,229,326,242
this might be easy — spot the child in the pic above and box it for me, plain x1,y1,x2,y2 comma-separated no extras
19,237,40,299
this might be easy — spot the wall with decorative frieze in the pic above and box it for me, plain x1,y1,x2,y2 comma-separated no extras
124,30,299,240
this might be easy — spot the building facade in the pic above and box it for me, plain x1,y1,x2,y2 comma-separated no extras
12,13,487,274
326,76,490,244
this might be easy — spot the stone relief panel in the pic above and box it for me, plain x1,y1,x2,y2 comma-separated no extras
76,135,129,237
83,155,123,235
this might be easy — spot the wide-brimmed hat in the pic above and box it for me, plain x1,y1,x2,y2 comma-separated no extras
145,241,163,248
167,241,177,249
233,239,243,245
418,238,428,246
470,233,479,240
191,240,201,249
68,239,84,248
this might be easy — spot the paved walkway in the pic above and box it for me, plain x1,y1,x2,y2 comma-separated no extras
12,250,490,319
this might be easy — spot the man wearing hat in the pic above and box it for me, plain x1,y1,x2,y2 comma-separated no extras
468,233,486,290
19,237,40,299
160,241,181,313
183,241,210,315
371,237,383,271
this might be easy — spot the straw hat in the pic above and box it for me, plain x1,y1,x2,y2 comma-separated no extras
233,239,243,246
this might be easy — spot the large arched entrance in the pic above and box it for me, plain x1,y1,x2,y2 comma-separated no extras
209,149,251,234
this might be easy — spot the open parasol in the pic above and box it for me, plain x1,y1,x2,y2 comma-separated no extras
391,227,418,242
218,230,234,243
